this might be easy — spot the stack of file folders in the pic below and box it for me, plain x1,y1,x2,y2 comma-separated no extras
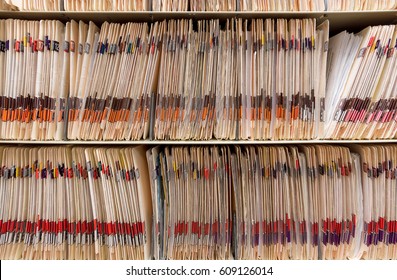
0,144,396,260
2,18,397,140
9,0,397,11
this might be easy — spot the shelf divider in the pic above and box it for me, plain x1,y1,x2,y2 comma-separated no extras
0,139,396,145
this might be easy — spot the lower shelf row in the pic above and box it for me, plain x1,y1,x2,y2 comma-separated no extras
0,144,395,260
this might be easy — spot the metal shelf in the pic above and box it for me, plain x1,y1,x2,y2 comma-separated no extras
0,10,396,33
